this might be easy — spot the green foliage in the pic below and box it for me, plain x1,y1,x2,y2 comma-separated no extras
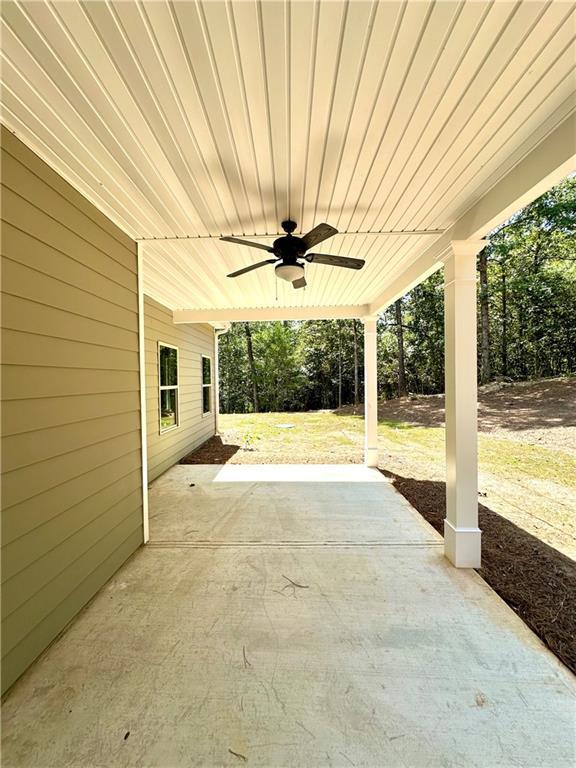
219,176,575,412
486,175,576,379
218,323,251,413
378,271,445,396
254,322,305,411
219,319,363,413
240,431,260,451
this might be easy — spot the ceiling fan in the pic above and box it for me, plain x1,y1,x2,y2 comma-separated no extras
220,219,365,289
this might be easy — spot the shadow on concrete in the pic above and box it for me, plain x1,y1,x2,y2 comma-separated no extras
180,435,240,465
380,469,576,675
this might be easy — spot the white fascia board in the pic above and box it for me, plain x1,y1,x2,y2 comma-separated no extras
173,305,370,323
370,110,576,315
453,110,576,240
368,231,452,315
209,321,232,331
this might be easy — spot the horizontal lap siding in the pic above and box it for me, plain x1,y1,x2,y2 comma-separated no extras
0,128,143,693
145,296,215,482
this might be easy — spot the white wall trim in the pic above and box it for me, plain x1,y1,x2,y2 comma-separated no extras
201,353,214,418
173,305,370,323
137,243,149,544
158,341,181,435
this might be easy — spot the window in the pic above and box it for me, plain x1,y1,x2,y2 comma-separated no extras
202,355,212,415
159,343,179,432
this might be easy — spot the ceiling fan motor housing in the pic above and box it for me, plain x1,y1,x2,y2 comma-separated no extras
272,234,306,262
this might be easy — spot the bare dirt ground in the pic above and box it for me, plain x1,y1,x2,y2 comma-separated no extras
340,377,576,454
182,377,576,673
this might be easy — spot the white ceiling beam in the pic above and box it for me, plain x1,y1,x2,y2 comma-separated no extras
369,110,576,315
453,110,576,240
173,305,371,323
368,232,453,314
136,229,445,241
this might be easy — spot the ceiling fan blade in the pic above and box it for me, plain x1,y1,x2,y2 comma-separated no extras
220,236,273,252
292,276,307,289
227,259,277,278
301,223,338,250
306,253,365,270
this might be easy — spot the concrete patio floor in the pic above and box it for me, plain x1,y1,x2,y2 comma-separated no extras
2,464,575,767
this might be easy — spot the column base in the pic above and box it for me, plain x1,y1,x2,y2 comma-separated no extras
364,447,379,468
444,519,481,568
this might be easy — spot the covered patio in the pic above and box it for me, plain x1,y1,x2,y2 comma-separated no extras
3,0,574,569
2,0,576,757
2,463,575,767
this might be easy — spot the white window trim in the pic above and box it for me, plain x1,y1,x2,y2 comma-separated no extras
201,354,213,417
158,341,179,434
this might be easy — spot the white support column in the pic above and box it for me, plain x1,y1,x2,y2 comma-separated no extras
213,324,230,436
443,240,484,567
213,329,221,436
363,315,379,468
136,244,149,544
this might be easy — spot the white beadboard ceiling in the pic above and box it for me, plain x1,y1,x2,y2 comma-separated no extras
1,0,575,313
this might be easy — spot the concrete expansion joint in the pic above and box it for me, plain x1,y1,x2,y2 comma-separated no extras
146,540,444,549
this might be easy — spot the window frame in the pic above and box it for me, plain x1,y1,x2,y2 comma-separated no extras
201,354,213,417
158,341,180,434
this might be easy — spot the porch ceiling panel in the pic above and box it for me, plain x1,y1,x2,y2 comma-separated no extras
1,0,575,313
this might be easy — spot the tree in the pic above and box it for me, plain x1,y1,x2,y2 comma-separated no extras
337,321,343,409
244,322,260,412
395,299,408,397
487,175,576,381
218,175,576,412
352,319,360,406
478,247,491,384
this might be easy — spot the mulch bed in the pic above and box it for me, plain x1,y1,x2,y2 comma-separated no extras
181,435,243,464
383,471,576,675
181,438,576,675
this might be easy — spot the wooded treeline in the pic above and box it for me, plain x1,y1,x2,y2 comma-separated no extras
219,177,576,413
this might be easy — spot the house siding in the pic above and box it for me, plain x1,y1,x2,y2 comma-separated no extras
145,296,215,482
1,127,143,693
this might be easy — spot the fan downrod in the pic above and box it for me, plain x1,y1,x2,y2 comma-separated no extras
281,219,297,234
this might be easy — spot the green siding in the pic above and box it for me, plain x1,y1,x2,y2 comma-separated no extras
1,127,144,693
144,296,215,482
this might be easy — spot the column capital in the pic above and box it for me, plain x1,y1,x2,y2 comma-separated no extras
447,239,486,258
443,240,485,283
361,314,380,325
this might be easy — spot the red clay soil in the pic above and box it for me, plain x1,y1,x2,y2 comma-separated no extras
383,470,576,675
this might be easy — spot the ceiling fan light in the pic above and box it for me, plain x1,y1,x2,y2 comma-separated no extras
275,263,305,283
